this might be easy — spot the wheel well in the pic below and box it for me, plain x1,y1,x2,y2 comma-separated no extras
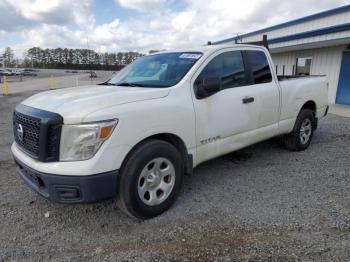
300,100,318,130
125,133,193,175
301,101,316,115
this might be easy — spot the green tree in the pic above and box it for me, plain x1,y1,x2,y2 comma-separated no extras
26,47,42,68
21,46,144,69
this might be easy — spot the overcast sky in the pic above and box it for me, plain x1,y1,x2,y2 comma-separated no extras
0,0,348,57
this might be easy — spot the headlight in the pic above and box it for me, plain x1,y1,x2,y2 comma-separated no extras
59,119,118,161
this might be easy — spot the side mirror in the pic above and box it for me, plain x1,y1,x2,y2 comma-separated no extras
194,77,221,99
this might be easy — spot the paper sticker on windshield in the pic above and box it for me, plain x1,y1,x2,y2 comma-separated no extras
179,53,202,59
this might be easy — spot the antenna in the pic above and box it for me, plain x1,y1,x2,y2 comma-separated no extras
86,36,93,79
235,33,242,44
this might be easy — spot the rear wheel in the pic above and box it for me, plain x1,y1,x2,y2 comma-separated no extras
116,140,183,219
283,109,316,151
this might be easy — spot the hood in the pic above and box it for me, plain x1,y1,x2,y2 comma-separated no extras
22,85,170,123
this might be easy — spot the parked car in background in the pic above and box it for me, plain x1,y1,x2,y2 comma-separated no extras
0,69,14,76
21,70,38,76
12,44,330,219
89,71,97,78
12,69,23,76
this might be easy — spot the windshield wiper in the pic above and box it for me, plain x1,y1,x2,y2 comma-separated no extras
117,82,145,87
99,82,117,86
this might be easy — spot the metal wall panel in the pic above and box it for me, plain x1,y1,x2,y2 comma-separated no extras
269,31,350,49
240,11,350,43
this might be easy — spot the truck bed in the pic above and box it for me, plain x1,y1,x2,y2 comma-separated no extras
277,75,329,126
277,75,326,81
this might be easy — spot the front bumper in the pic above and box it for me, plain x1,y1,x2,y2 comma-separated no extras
14,157,119,203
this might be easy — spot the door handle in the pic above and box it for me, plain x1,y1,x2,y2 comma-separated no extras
242,96,255,104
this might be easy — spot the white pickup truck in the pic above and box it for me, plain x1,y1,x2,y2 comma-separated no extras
12,44,329,219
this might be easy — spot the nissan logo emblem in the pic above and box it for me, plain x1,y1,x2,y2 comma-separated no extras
17,124,24,141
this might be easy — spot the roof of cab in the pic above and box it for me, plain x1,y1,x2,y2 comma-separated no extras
153,44,267,56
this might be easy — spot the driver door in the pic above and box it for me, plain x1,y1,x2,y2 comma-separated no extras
191,49,259,164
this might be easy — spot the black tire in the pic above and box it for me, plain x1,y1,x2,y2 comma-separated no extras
116,139,183,219
283,109,316,151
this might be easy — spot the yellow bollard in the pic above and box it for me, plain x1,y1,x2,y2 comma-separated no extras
3,75,8,96
50,75,56,89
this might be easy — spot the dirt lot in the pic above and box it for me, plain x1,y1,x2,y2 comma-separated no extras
1,69,116,95
4,69,116,83
1,91,350,261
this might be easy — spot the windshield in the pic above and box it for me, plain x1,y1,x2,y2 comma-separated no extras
107,52,203,88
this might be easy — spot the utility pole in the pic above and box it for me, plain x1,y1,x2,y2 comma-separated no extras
0,54,3,84
86,36,93,81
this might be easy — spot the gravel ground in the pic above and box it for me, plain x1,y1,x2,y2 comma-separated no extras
1,92,350,261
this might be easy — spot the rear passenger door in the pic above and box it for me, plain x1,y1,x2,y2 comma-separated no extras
245,50,280,129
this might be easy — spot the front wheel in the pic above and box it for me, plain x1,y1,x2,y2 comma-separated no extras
116,140,183,219
283,109,316,151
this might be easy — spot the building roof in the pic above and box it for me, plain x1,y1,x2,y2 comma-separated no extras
215,4,350,45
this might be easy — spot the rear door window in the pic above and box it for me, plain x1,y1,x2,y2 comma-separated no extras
246,51,272,84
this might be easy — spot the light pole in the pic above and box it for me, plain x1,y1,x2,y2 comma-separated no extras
0,56,3,84
0,55,4,69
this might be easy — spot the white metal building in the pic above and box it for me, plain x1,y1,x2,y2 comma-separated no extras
214,5,350,105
